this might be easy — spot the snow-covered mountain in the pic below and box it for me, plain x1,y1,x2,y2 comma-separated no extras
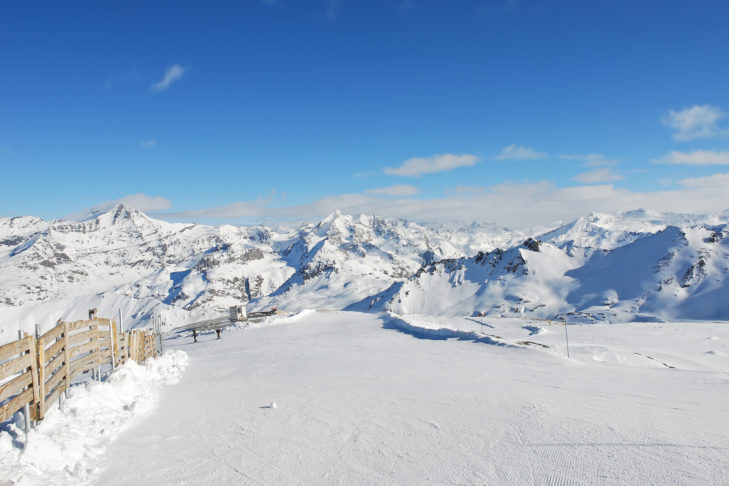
373,217,729,323
1,205,727,340
0,205,521,339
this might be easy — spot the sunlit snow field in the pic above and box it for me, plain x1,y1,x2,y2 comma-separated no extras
85,311,729,485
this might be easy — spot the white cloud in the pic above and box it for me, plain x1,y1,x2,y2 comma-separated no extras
384,153,480,177
573,168,624,183
151,64,186,92
494,144,546,160
652,150,729,166
139,139,157,148
365,185,419,197
560,153,618,167
662,104,728,141
159,172,729,229
67,194,173,220
677,172,729,189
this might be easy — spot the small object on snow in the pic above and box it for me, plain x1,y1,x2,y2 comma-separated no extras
271,402,278,409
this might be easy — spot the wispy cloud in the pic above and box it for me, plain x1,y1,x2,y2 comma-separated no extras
139,139,157,149
151,64,186,92
560,153,618,167
384,153,480,177
494,144,546,160
365,184,419,196
678,172,729,188
573,168,624,184
662,104,729,141
652,149,729,166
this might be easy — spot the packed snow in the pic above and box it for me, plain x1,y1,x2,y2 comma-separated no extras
0,350,188,485
83,311,727,485
1,310,727,484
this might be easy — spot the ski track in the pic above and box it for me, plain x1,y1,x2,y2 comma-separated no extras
91,311,729,485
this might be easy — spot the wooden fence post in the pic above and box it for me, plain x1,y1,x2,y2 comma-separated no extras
129,331,136,363
109,319,116,369
94,320,101,381
62,320,70,399
34,325,46,421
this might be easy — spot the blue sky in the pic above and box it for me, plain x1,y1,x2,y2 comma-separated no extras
2,0,729,227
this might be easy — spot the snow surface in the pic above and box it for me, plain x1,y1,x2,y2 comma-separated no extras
79,311,729,485
2,206,729,342
0,350,188,485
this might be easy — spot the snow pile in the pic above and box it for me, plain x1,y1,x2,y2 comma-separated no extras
0,350,188,485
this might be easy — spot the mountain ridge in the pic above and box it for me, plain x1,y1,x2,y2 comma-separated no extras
1,205,727,339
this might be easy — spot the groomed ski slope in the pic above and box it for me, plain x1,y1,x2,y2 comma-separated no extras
96,311,729,485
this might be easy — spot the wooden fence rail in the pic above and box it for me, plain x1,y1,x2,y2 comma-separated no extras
0,316,158,424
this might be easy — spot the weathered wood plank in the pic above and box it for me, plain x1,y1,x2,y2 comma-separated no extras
0,387,33,423
69,356,97,378
45,351,65,379
0,336,32,364
67,319,94,331
95,348,112,364
40,323,64,344
43,337,66,365
68,329,96,347
44,367,66,397
95,329,112,340
42,381,65,417
69,340,98,360
0,370,32,403
0,353,31,380
74,359,98,375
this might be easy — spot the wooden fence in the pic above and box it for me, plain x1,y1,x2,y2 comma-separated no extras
0,317,158,424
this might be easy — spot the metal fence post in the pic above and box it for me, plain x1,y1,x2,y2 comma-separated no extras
19,329,31,446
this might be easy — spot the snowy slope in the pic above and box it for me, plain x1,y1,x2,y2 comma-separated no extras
376,218,729,322
1,206,728,340
0,206,522,340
